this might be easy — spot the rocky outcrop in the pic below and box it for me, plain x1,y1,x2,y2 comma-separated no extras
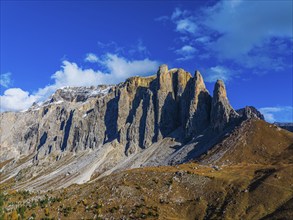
185,71,211,139
210,80,238,131
237,106,265,120
0,65,263,189
0,65,265,187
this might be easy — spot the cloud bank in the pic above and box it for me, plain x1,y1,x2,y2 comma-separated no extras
157,0,292,79
200,0,293,74
84,53,99,63
0,53,159,112
0,88,38,112
175,45,197,61
259,106,293,123
204,66,235,83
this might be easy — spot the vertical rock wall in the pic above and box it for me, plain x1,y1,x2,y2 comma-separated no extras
0,65,252,162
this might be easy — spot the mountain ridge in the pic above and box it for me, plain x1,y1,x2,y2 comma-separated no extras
0,64,267,190
1,65,293,220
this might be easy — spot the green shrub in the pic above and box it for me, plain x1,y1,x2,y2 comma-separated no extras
17,206,26,219
38,197,49,209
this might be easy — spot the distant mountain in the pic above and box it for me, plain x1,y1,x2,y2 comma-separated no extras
0,65,292,220
273,122,293,132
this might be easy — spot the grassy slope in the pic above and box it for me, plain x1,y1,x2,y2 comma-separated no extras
1,163,292,220
200,119,293,165
0,120,292,220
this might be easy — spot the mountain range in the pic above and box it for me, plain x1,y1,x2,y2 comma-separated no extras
0,65,292,220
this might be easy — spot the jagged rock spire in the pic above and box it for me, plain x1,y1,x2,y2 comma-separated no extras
1,65,262,164
194,70,206,90
156,65,191,140
185,70,211,138
213,80,227,100
210,80,238,131
157,64,172,92
158,64,168,75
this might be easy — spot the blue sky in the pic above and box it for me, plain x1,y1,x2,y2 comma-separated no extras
0,0,292,122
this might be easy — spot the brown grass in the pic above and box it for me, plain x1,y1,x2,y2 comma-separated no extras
1,120,292,219
1,162,292,220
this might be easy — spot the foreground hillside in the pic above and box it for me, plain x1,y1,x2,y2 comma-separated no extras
1,163,292,219
1,119,292,219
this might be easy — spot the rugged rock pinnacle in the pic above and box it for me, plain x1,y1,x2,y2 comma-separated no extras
210,80,238,131
0,64,268,192
185,71,211,139
0,65,262,163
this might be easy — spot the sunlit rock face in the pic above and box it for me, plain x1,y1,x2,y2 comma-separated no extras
0,64,264,161
0,64,264,190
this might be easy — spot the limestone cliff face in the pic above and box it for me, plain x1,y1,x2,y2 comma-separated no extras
210,80,238,131
185,71,211,139
0,65,263,163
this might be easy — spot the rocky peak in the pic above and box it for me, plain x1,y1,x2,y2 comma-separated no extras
158,64,168,75
49,85,112,103
185,70,211,138
124,75,156,96
194,70,206,90
0,65,264,167
157,64,172,92
172,68,192,100
213,80,227,100
210,80,238,131
237,106,264,120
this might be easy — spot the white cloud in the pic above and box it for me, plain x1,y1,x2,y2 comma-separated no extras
52,61,106,87
195,36,210,43
171,8,185,20
85,53,99,63
175,18,197,34
202,0,293,59
0,54,159,112
259,106,293,123
204,66,234,83
0,72,12,88
175,45,197,61
0,88,38,112
156,7,198,61
262,113,275,122
158,2,292,70
176,45,196,54
101,54,158,80
156,7,197,35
